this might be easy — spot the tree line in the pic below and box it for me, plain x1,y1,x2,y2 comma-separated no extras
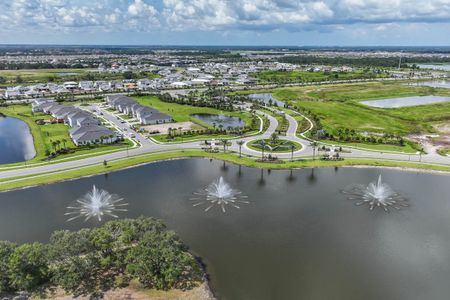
0,217,203,299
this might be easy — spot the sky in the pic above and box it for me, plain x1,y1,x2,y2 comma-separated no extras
1,0,450,46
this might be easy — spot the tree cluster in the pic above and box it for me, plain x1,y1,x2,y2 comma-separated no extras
0,217,203,299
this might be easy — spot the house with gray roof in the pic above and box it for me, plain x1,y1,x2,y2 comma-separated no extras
69,125,117,146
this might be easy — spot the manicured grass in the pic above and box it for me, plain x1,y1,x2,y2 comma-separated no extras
255,69,388,84
0,104,130,166
133,95,254,127
317,140,420,153
1,149,449,193
256,82,450,136
247,139,302,153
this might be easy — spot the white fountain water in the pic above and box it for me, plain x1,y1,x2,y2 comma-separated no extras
191,177,249,213
65,185,128,221
342,175,408,212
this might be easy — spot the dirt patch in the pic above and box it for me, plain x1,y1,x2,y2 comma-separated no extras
47,281,215,300
141,121,202,135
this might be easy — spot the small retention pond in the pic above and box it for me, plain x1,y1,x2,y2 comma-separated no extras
361,95,450,108
192,113,245,128
406,80,450,89
248,93,285,106
0,116,36,164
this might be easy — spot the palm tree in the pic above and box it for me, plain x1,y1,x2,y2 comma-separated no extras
167,127,172,137
290,144,295,161
178,127,183,136
270,132,279,145
237,140,245,157
61,138,67,150
56,140,61,151
51,140,57,152
259,140,266,160
220,139,228,153
310,141,318,160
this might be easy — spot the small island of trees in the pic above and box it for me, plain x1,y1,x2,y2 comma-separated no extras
0,217,204,299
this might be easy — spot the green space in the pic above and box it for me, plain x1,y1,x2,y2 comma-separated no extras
0,217,203,299
0,68,160,86
134,95,260,142
134,95,254,126
235,81,450,153
0,104,131,167
255,69,389,84
248,138,302,153
0,149,449,193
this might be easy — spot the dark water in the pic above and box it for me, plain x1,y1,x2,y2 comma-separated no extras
248,93,285,106
192,113,245,128
361,95,450,108
0,159,449,300
0,116,36,164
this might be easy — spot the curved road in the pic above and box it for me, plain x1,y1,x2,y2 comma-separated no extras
0,108,449,183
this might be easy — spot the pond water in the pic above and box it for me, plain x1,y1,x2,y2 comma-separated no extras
192,113,245,128
417,64,450,71
406,80,450,89
0,159,449,300
248,93,285,106
0,116,36,164
361,95,450,108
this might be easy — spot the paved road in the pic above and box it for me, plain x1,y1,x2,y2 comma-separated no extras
0,108,449,183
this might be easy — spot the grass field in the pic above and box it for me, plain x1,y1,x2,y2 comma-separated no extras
0,104,130,166
242,81,450,135
233,81,450,153
247,139,302,153
134,95,253,126
255,69,388,84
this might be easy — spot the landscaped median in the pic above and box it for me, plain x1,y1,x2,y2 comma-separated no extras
1,149,449,193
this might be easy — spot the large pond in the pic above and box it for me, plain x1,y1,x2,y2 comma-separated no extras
0,159,449,300
247,93,285,106
192,113,245,128
361,95,450,108
417,64,450,71
0,116,36,164
406,80,450,89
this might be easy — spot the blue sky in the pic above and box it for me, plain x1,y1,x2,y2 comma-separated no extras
1,0,450,46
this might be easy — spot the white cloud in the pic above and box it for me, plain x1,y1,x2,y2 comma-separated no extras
0,0,450,34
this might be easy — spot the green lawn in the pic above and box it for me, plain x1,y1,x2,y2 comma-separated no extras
134,95,254,127
0,104,130,166
255,69,388,84
248,139,302,153
262,82,450,136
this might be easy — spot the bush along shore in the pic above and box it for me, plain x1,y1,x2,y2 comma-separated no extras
0,217,205,299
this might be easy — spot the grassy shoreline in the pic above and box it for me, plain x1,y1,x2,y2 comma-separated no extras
1,149,449,193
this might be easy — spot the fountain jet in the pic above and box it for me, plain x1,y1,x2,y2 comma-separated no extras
342,175,408,212
191,177,249,213
65,185,128,221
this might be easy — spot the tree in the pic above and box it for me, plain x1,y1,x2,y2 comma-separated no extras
0,241,16,293
61,138,67,150
220,139,228,153
310,141,318,160
7,243,51,291
290,144,295,161
237,140,245,157
259,140,266,160
270,132,279,145
126,231,202,290
103,160,108,167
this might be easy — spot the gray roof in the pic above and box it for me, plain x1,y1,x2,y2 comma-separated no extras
70,125,115,143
